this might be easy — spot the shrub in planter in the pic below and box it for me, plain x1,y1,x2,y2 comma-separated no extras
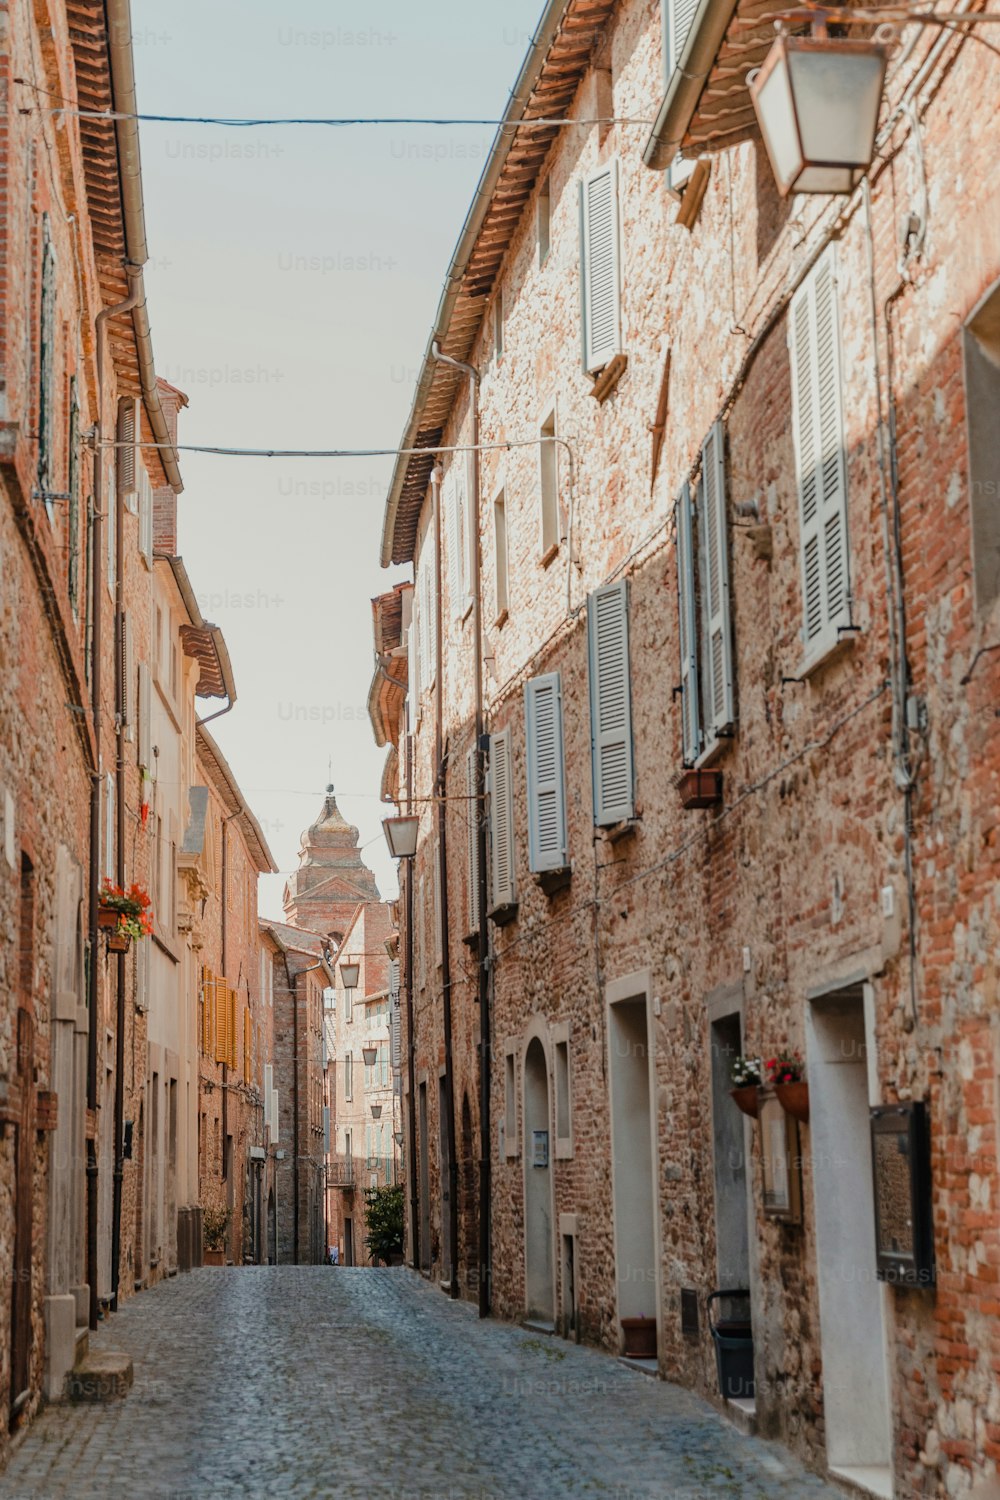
203,1205,231,1263
364,1184,404,1266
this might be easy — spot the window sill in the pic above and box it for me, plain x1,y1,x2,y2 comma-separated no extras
796,626,859,681
540,542,559,570
599,816,639,844
589,352,628,404
535,866,571,897
493,608,509,630
489,900,519,928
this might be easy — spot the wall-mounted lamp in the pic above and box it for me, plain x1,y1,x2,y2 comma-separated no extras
383,814,419,860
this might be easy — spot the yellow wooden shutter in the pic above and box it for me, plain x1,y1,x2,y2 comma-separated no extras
229,988,238,1070
214,977,227,1063
243,1006,250,1080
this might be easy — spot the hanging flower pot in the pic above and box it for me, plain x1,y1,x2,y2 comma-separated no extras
106,930,131,954
98,880,154,946
775,1081,810,1123
730,1086,760,1120
97,906,120,930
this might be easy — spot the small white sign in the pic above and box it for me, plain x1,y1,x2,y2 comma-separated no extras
531,1130,549,1169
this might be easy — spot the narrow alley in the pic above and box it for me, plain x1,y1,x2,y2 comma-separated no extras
0,1269,840,1500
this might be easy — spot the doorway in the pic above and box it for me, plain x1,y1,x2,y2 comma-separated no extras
418,1082,431,1271
710,1012,751,1289
266,1189,276,1265
343,1216,354,1266
523,1035,554,1324
607,985,658,1345
808,985,893,1497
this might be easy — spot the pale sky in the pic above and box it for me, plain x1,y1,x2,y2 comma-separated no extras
131,0,543,912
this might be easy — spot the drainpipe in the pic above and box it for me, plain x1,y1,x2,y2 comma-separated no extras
430,343,490,1315
109,388,131,1312
429,463,459,1296
404,733,419,1267
89,269,141,1331
220,810,240,1211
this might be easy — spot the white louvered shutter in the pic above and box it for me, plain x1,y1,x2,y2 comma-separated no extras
264,1063,273,1115
699,421,735,741
137,663,151,769
466,746,481,931
433,841,443,967
580,160,621,374
588,581,634,825
524,673,568,872
116,398,139,512
446,473,462,619
789,248,850,657
662,0,700,192
407,620,420,730
270,1089,279,1144
390,960,401,1070
462,452,476,614
121,611,135,737
488,728,515,909
676,482,702,765
138,465,153,564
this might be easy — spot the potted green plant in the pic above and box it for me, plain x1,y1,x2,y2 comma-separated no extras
730,1056,762,1118
203,1206,230,1265
99,880,154,954
364,1184,404,1266
766,1051,809,1122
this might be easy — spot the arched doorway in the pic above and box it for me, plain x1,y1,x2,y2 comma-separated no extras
523,1036,554,1324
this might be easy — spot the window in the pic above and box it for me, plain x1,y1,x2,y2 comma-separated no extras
117,398,138,513
493,289,504,360
38,216,57,518
68,379,81,615
963,277,1000,617
380,1044,389,1088
154,606,163,679
138,463,153,566
433,841,443,967
446,458,472,620
579,160,621,374
466,746,481,933
104,774,114,881
493,489,509,620
504,1043,518,1158
417,537,437,688
539,409,559,559
675,420,736,764
588,580,634,824
538,175,551,265
407,619,421,730
524,672,568,873
120,611,135,740
345,1051,353,1102
488,728,516,910
554,1025,572,1157
106,462,116,600
789,248,851,663
137,662,151,770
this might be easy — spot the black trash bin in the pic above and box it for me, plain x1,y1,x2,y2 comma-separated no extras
707,1289,754,1401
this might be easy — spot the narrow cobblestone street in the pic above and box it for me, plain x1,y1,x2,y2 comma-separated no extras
0,1269,845,1500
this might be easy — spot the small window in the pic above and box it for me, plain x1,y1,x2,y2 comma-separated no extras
345,1052,353,1102
554,1025,572,1157
493,290,504,360
504,1045,518,1158
539,410,559,559
493,489,509,621
538,176,551,265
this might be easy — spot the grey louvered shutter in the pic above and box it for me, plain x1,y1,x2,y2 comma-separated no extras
524,673,568,872
466,746,481,931
488,728,515,909
699,422,735,741
579,160,621,374
407,620,420,730
137,662,151,769
121,610,135,736
588,581,634,825
117,398,139,511
389,960,401,1069
676,483,702,765
446,472,462,620
789,248,850,656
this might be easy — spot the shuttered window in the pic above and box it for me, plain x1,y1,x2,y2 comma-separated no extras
488,728,516,909
116,398,139,512
138,464,153,565
466,746,481,932
418,543,437,688
661,0,700,193
270,1088,279,1144
389,960,401,1070
432,841,443,968
407,620,420,730
524,672,569,873
676,481,702,765
579,159,621,374
493,490,509,619
446,469,463,619
68,379,81,613
789,248,851,659
214,980,228,1064
38,217,57,514
121,611,135,737
588,580,634,825
243,1006,251,1081
137,663,151,770
104,774,115,881
539,409,559,556
264,1062,273,1118
697,421,735,741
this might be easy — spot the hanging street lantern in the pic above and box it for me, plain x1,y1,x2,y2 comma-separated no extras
749,25,888,196
339,957,360,990
382,814,419,860
361,1044,378,1067
370,1103,383,1120
393,1130,404,1147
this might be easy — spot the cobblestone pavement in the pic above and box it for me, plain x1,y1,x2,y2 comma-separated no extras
0,1268,848,1500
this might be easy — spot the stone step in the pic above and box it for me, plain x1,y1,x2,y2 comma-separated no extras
65,1350,133,1403
74,1324,89,1364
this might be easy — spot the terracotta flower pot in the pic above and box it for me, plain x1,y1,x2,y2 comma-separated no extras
730,1085,760,1119
106,931,131,954
621,1316,657,1359
203,1248,225,1266
98,907,121,930
775,1080,809,1123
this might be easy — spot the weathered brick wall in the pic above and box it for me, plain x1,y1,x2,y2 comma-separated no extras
396,0,1000,1493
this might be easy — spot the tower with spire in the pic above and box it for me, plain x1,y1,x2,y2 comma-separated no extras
281,785,380,942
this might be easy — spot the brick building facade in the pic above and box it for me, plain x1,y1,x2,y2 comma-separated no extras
373,1,1000,1494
